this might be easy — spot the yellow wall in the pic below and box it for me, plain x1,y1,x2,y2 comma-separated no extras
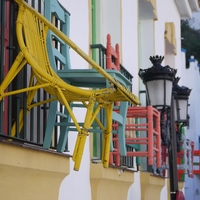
140,172,165,200
0,140,70,200
90,163,134,200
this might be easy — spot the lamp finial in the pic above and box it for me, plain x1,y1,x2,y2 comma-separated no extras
149,55,164,65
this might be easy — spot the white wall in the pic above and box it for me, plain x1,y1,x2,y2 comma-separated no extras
56,1,196,200
180,51,200,200
155,0,181,68
121,0,139,96
60,0,90,70
127,172,141,200
58,1,91,200
102,0,121,45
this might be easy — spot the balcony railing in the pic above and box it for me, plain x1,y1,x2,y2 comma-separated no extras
90,44,133,84
0,0,134,161
0,0,50,147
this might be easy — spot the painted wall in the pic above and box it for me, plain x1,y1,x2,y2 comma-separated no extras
121,0,139,96
57,0,197,200
183,7,200,198
2,0,200,199
180,51,200,200
58,0,91,200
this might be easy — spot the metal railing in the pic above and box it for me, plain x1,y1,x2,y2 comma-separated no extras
0,0,49,147
90,44,133,83
0,1,135,170
90,44,135,168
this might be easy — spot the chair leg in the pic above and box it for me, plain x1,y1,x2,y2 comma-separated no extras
147,106,154,166
11,108,27,137
43,100,58,149
73,98,96,171
102,103,113,168
156,110,161,168
11,80,39,137
117,102,128,156
0,52,26,98
57,106,72,152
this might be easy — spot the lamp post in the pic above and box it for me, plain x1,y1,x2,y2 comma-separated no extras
138,55,177,146
138,55,190,200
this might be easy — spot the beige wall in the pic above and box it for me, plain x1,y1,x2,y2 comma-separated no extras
0,141,69,200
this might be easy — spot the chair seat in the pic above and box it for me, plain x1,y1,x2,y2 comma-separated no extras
58,69,132,88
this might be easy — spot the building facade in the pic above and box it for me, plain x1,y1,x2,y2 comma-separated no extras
0,0,200,200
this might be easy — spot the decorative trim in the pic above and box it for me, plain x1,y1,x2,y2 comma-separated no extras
181,48,187,53
178,181,185,191
174,0,192,19
188,0,199,12
167,179,185,199
90,163,134,200
140,172,165,200
139,0,158,20
188,58,196,62
0,140,70,200
165,22,177,55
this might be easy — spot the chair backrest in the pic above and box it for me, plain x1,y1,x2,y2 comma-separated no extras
106,34,121,106
14,0,140,105
16,3,91,99
45,0,71,71
106,34,120,71
21,8,51,74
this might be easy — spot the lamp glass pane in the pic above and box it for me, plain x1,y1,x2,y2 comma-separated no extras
174,99,188,122
147,79,172,108
179,99,188,121
174,99,178,121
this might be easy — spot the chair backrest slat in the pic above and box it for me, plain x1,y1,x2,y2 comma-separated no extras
45,0,71,71
22,8,56,77
106,34,120,71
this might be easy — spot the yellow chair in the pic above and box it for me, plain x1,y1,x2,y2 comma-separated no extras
0,0,140,170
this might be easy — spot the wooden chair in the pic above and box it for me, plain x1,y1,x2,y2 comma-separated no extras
193,150,200,175
161,136,195,180
110,106,161,168
43,0,132,159
0,0,140,171
106,34,120,71
177,139,194,180
43,0,71,153
106,35,161,168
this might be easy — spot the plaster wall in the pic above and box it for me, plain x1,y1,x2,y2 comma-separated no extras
60,0,90,70
155,2,182,198
58,1,91,200
121,0,139,96
180,51,200,200
0,142,69,200
57,1,187,200
101,0,121,45
155,0,181,68
2,0,200,200
180,52,200,145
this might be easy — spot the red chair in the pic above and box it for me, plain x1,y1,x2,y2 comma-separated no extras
106,34,161,168
106,34,120,71
177,140,194,181
110,106,161,168
193,150,200,175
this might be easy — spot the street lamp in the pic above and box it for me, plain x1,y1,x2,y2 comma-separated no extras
173,77,191,124
173,77,191,153
139,55,177,146
138,55,190,200
138,55,177,110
